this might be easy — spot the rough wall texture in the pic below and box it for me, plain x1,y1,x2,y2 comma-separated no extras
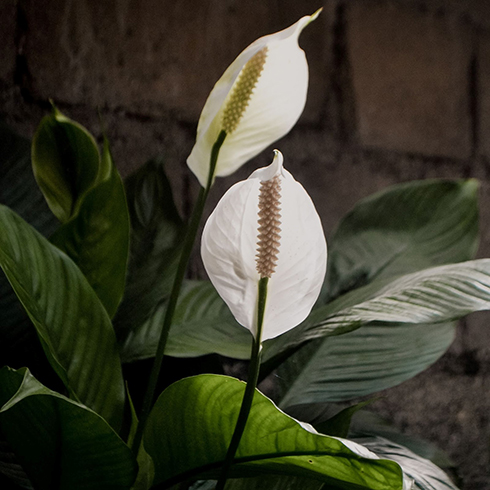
1,0,490,488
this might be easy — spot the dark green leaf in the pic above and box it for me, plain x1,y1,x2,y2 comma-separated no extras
31,107,101,223
286,406,454,471
115,158,183,336
0,123,59,372
276,321,455,408
51,137,130,317
0,367,137,490
225,475,326,490
265,260,490,361
0,122,58,235
314,400,375,438
144,374,403,490
126,387,155,490
120,280,251,362
119,179,481,364
349,411,455,470
354,437,458,489
0,437,33,489
0,205,125,429
324,179,478,302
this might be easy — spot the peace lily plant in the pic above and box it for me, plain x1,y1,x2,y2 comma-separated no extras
0,8,489,490
131,10,324,454
202,150,327,488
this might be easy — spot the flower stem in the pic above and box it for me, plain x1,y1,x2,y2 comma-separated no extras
131,130,226,456
215,276,269,490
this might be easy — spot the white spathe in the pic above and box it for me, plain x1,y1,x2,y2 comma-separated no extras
201,151,327,341
187,10,321,187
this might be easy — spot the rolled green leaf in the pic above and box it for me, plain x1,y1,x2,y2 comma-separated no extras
51,137,130,318
32,107,101,223
0,367,137,490
144,374,403,490
0,205,125,429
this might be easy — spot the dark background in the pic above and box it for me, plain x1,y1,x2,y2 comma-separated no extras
1,1,490,488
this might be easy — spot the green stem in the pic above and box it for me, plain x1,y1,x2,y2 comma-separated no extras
215,277,269,490
131,130,227,456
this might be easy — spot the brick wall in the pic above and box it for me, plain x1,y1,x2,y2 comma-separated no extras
1,1,490,488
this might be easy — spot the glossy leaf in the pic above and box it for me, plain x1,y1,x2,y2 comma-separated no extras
324,179,478,302
120,280,251,362
354,437,458,490
124,257,490,365
145,374,403,489
51,137,130,317
31,107,101,223
114,158,183,336
0,205,125,429
285,406,454,471
120,178,481,363
276,321,455,408
0,367,137,490
265,260,490,360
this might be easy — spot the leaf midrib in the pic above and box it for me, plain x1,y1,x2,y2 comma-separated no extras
155,449,401,490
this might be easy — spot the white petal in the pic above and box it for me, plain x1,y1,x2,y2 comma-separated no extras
187,12,319,187
262,170,327,339
201,178,261,334
201,151,327,340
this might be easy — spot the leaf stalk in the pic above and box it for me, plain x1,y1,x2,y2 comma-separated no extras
215,276,268,490
131,130,227,456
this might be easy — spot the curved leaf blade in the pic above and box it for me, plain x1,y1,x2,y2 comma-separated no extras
265,259,490,360
276,321,455,408
120,280,251,362
114,158,183,336
354,437,458,490
0,123,59,373
0,205,125,429
145,374,403,490
121,179,481,363
31,107,101,223
349,411,455,470
312,260,490,334
0,122,58,235
0,367,137,490
51,138,130,317
325,179,478,302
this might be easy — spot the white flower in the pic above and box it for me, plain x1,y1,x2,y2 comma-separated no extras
201,150,327,341
187,10,321,187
